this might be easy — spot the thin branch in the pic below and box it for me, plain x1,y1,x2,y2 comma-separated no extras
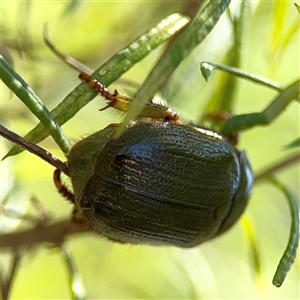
255,153,300,182
0,125,69,175
1,249,22,300
1,218,92,249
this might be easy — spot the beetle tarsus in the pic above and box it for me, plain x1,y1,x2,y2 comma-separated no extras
79,72,118,102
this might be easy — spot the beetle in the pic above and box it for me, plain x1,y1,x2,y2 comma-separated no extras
52,71,298,288
54,72,254,247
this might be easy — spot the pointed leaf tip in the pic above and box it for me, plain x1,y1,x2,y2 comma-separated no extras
200,62,214,82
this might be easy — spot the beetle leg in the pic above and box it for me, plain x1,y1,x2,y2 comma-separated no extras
54,170,90,227
79,73,123,110
79,72,180,123
53,169,75,204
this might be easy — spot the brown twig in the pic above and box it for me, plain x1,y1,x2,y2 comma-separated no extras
255,153,300,182
0,124,69,175
0,218,92,249
1,249,22,300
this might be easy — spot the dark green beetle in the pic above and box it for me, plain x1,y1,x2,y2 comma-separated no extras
67,119,253,247
51,74,298,287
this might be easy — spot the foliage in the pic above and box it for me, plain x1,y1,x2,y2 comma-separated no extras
1,1,299,299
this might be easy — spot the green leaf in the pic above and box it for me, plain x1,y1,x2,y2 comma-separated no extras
241,216,261,284
60,243,86,300
201,0,251,116
278,6,300,56
200,62,284,92
285,137,300,149
6,13,189,157
0,55,70,154
200,62,213,82
263,177,299,287
269,2,300,58
221,79,300,135
121,0,231,133
270,2,288,58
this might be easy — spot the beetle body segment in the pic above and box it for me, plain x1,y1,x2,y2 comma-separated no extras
68,122,253,247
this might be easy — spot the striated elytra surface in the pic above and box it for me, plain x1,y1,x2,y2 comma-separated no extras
68,122,253,247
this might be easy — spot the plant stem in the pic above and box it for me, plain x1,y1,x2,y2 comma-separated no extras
0,125,69,175
255,153,300,182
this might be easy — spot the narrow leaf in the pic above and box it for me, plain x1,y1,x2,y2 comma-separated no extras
60,243,86,300
221,79,300,135
200,62,285,92
263,177,299,287
270,2,288,57
121,0,231,133
0,55,70,154
241,216,261,284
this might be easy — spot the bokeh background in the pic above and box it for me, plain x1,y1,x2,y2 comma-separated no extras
1,1,299,299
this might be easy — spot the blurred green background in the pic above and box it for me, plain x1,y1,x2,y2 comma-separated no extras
1,1,299,299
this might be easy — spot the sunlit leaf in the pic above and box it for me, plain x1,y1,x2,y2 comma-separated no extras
270,1,288,57
0,55,70,155
121,0,231,134
6,13,189,156
241,216,261,284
